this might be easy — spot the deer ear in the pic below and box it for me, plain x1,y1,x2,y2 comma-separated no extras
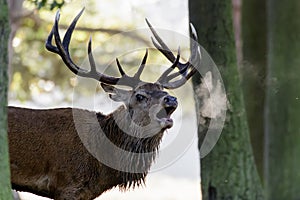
100,83,131,102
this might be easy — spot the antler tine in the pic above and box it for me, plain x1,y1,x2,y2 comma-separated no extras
62,8,85,49
87,37,98,75
163,68,197,89
147,21,201,89
146,18,189,72
52,9,85,76
164,63,190,83
46,9,133,85
45,27,59,54
116,58,126,76
162,51,200,89
145,19,176,63
45,10,63,54
189,23,201,61
162,31,201,89
190,23,199,47
114,58,142,88
134,49,148,79
156,48,180,83
164,24,201,83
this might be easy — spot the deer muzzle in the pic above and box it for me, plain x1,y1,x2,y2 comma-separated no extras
156,95,178,129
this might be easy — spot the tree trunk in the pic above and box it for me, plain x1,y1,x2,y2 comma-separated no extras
241,0,267,180
0,0,12,199
0,0,12,200
265,0,300,199
188,0,264,199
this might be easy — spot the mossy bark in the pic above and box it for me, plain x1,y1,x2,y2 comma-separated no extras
0,0,12,199
189,0,264,199
241,0,267,180
265,0,300,199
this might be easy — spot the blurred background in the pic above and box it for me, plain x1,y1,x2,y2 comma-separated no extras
5,0,300,199
8,0,201,199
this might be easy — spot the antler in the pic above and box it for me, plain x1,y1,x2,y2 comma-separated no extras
145,19,201,89
46,8,147,88
46,9,200,90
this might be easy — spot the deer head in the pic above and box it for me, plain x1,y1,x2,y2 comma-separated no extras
45,8,201,138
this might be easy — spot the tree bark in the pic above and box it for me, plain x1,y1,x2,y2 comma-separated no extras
265,0,300,199
188,0,264,199
0,0,13,199
241,0,267,180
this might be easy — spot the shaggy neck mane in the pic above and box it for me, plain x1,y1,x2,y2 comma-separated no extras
96,106,164,189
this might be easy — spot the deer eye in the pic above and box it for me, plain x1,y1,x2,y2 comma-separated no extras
136,94,147,102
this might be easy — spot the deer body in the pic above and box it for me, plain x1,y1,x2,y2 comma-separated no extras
9,84,177,200
9,107,110,199
9,105,164,199
9,8,200,200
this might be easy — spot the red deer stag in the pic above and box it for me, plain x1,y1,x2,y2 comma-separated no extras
8,9,201,200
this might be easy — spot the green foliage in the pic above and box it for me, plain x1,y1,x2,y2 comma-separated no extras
28,0,65,10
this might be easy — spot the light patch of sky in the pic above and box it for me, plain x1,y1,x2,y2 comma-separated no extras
88,0,189,40
95,0,133,21
130,0,189,34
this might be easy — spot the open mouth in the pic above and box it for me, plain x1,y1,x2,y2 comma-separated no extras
156,106,177,129
156,106,176,119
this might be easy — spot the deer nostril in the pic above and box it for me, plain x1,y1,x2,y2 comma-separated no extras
164,96,177,104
